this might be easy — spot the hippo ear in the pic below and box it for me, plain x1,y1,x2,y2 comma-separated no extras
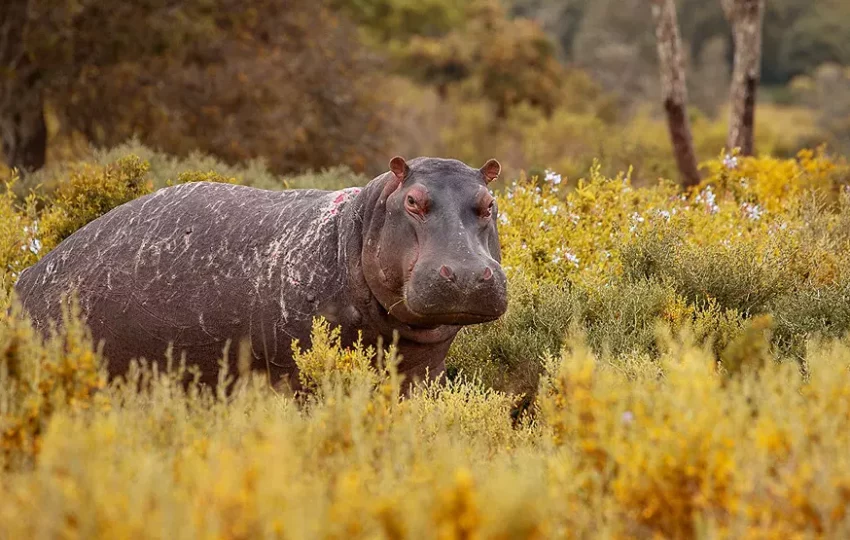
389,156,409,181
479,159,501,184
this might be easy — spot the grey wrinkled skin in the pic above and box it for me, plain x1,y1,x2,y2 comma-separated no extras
14,157,508,390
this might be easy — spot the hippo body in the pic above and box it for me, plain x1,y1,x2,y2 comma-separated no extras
15,157,508,389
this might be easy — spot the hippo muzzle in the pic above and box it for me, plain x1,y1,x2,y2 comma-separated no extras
403,248,508,326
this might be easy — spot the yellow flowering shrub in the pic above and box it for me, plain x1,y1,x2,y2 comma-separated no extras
35,155,153,255
0,174,39,280
292,318,382,394
1,316,850,537
2,146,850,537
0,296,108,469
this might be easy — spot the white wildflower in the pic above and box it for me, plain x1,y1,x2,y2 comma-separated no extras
22,223,42,254
696,186,719,214
741,202,764,221
28,238,42,254
544,170,562,185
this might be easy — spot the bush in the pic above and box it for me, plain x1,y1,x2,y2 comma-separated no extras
448,274,582,397
0,175,38,280
449,148,850,393
35,156,153,254
4,145,850,536
0,296,107,469
2,313,850,536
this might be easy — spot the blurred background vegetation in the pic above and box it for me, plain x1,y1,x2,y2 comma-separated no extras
1,0,848,185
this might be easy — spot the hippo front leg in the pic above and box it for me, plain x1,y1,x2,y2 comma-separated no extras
395,340,451,392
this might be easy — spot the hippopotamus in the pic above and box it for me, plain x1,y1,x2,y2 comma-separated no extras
14,156,508,390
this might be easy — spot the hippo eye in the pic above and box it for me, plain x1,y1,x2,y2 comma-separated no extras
404,189,429,218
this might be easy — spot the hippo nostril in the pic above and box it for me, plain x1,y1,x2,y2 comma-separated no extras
439,265,454,280
481,267,493,281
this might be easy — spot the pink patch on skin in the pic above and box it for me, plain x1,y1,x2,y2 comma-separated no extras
321,188,361,224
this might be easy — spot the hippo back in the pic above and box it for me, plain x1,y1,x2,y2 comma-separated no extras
15,181,362,386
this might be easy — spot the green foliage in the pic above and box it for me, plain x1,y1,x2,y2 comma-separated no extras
517,0,850,86
93,139,369,192
92,139,282,190
771,278,850,360
582,279,675,359
790,63,850,156
334,0,472,43
448,149,850,397
349,0,569,119
2,0,391,176
624,232,793,315
449,274,581,396
775,0,850,79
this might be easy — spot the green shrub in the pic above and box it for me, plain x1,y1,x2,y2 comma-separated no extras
282,166,370,192
448,274,581,397
629,234,794,316
582,279,677,359
771,280,850,360
93,139,283,190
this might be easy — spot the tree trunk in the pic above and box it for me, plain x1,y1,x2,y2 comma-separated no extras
0,83,48,173
650,0,701,189
722,0,765,156
0,0,48,173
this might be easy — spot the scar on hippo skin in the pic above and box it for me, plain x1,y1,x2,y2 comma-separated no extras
14,155,509,392
320,187,362,224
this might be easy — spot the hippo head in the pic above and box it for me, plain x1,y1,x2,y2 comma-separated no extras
361,156,508,338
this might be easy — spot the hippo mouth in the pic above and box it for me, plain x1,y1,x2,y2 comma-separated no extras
397,285,506,327
404,307,501,326
387,294,500,326
371,299,460,344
